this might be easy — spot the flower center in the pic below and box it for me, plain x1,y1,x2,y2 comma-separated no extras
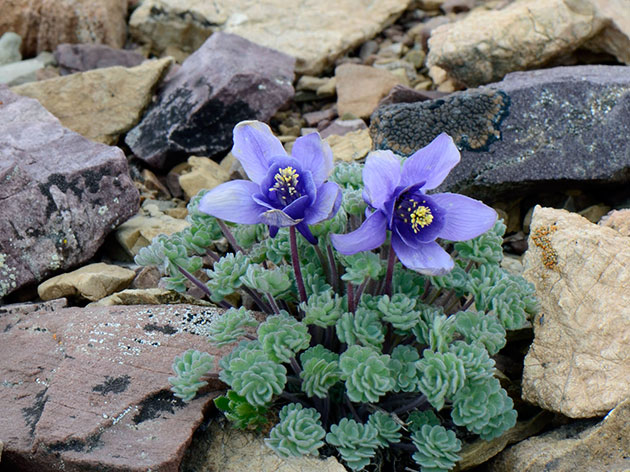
397,197,434,233
269,166,301,205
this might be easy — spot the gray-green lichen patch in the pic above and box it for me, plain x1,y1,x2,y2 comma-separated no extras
0,253,18,298
370,88,510,157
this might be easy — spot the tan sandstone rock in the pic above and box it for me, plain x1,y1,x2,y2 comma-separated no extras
181,419,346,472
522,206,630,417
178,156,231,200
598,208,630,237
38,262,136,301
489,397,630,472
325,128,372,162
130,0,412,75
335,64,404,118
12,58,172,145
0,0,128,57
115,212,191,257
426,0,611,86
90,288,213,306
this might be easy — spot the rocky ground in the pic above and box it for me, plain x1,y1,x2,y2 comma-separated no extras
1,0,630,471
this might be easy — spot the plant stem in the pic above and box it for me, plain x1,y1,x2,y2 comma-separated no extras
205,248,220,262
326,243,339,293
265,293,281,314
461,295,475,311
392,394,428,416
314,244,331,285
347,282,355,313
355,278,369,304
345,395,361,422
177,265,212,299
289,357,302,375
384,243,397,296
241,286,272,314
289,226,308,304
217,219,246,255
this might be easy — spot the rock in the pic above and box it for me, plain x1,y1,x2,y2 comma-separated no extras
0,86,139,299
521,206,630,417
115,213,190,257
320,118,368,139
0,0,127,57
180,419,346,472
0,303,231,471
12,58,173,145
130,0,411,75
335,63,403,119
54,43,146,75
0,32,22,65
370,65,630,201
0,52,55,86
131,266,162,290
599,208,630,237
441,0,476,14
90,288,213,306
577,203,610,223
426,0,630,87
489,398,630,472
178,156,231,200
378,84,448,106
303,107,338,127
125,32,295,170
326,129,372,162
37,263,136,302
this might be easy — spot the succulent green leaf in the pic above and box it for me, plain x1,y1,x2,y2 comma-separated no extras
417,350,466,410
448,341,496,385
336,308,385,350
339,345,394,403
299,346,341,398
329,161,364,190
214,390,269,430
378,293,420,331
169,349,215,402
206,251,251,302
340,252,384,285
302,289,346,327
430,262,469,295
453,310,506,355
407,410,440,433
232,222,268,249
342,188,368,216
410,304,445,345
301,262,332,298
266,403,326,457
411,424,462,472
453,219,506,265
326,418,379,471
392,263,426,298
257,313,311,363
240,263,295,299
207,307,258,347
389,345,422,393
367,411,402,446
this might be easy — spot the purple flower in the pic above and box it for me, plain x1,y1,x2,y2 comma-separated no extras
198,121,342,244
330,133,497,275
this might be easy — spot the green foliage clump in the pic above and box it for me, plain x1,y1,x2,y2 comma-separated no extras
266,403,326,457
339,345,394,403
326,418,380,471
336,308,385,349
407,410,441,433
389,344,421,393
207,307,258,347
206,251,250,302
302,290,346,327
411,424,462,472
417,350,465,410
214,390,270,430
340,252,384,285
378,293,420,331
454,219,506,265
367,411,402,446
257,313,311,363
299,346,341,398
454,310,506,355
169,349,215,402
241,263,295,299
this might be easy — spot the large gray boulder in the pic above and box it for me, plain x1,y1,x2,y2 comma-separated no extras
370,65,630,200
0,86,139,298
125,32,295,170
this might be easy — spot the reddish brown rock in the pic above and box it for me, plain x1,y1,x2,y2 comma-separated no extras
0,303,232,472
0,0,127,57
54,43,146,76
0,86,139,298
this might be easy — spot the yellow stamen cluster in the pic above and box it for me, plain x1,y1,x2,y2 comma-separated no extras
400,198,433,233
270,166,300,200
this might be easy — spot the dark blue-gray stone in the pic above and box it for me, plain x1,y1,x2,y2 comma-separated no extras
126,32,295,170
370,65,630,200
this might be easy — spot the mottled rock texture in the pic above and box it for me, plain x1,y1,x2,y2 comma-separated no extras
0,0,127,57
129,0,411,75
489,398,630,472
0,32,22,66
0,86,139,299
0,303,231,472
370,65,630,200
427,0,630,87
54,43,146,75
12,58,173,145
522,207,630,418
125,32,295,170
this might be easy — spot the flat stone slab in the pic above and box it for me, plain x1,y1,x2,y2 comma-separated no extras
370,65,630,201
0,303,231,472
0,86,139,298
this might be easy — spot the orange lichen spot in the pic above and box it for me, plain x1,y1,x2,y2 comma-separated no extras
531,224,558,270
